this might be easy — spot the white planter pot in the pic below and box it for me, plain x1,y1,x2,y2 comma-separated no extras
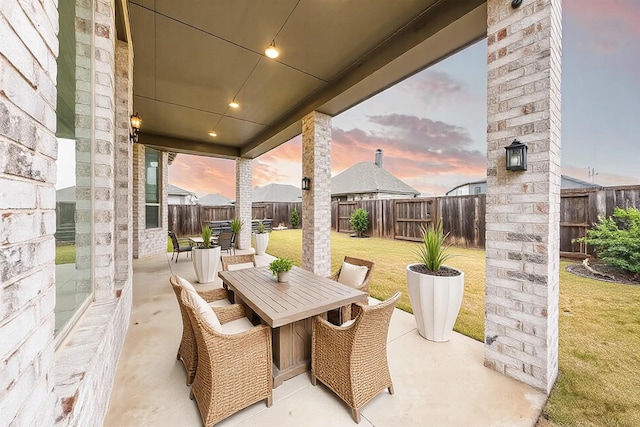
277,271,289,283
254,233,269,255
406,264,464,342
192,246,221,283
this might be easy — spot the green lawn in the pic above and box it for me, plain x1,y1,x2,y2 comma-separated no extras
55,244,76,265
267,229,640,427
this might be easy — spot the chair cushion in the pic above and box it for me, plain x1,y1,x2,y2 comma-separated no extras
221,317,255,335
341,319,356,328
177,276,196,293
184,288,222,332
209,299,232,308
337,262,369,288
227,262,255,271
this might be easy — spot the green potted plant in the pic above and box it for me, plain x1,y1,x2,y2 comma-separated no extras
406,219,464,342
230,217,243,248
192,224,221,283
268,257,294,283
349,208,369,237
253,220,270,255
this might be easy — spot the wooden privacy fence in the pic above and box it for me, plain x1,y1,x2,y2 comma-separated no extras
168,185,640,256
168,202,301,236
334,196,485,247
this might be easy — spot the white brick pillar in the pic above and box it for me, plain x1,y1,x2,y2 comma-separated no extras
485,0,562,394
235,158,252,250
114,40,133,289
93,0,117,301
301,111,332,276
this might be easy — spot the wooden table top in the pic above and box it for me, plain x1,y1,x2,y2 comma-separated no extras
218,266,368,328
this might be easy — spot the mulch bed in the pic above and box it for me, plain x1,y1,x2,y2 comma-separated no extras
565,262,640,286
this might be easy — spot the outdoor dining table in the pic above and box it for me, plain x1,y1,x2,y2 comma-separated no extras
218,265,368,387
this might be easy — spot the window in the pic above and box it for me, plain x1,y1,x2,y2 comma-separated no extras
145,148,161,228
474,186,482,195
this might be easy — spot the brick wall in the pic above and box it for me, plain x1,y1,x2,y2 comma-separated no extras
0,0,59,424
132,144,169,258
52,0,134,425
484,0,562,394
301,111,332,276
235,158,252,250
114,40,133,288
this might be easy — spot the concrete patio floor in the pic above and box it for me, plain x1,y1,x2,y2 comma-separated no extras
105,251,547,427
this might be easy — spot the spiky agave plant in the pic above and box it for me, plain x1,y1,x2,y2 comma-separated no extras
415,219,454,272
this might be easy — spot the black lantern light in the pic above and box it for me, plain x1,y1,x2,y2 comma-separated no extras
505,139,527,171
301,176,311,191
130,113,142,143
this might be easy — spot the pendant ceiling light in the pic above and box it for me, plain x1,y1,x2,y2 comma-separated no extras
208,130,217,137
229,101,239,108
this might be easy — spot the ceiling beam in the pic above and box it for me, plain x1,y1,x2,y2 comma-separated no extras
140,133,241,159
241,0,486,159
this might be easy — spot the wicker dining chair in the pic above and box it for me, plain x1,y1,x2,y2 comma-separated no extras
169,274,232,385
311,292,401,424
327,256,375,324
220,254,256,271
181,289,273,426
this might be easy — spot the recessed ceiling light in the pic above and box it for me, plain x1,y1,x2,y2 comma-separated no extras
229,101,239,108
208,130,217,137
265,41,279,59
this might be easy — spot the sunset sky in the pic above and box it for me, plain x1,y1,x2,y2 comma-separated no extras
167,0,640,199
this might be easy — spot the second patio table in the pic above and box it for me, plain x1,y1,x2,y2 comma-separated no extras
218,265,368,387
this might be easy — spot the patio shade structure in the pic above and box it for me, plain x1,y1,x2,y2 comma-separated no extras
128,0,486,158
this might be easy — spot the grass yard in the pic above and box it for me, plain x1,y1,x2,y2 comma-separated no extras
55,244,76,265
268,229,640,427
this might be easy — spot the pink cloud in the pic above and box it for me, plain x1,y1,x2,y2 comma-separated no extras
565,0,640,54
170,113,487,197
169,155,236,198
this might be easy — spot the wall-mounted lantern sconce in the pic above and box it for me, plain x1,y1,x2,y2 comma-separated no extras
301,176,311,191
505,139,527,171
130,113,142,143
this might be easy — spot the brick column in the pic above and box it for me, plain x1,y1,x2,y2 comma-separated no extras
93,0,117,301
235,158,252,250
301,111,332,276
0,1,58,424
485,0,562,394
114,40,133,288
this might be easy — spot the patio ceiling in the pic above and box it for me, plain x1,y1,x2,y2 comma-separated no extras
128,0,486,159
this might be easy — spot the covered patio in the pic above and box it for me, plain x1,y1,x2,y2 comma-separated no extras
104,252,545,426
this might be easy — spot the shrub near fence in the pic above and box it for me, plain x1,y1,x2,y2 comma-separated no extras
168,185,640,256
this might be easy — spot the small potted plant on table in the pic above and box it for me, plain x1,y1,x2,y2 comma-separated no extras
269,258,294,283
406,219,464,342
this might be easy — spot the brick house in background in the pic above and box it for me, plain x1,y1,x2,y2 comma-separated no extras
0,0,562,425
331,149,420,201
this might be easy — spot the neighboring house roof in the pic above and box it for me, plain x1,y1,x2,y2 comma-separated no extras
199,193,232,206
561,175,600,189
445,175,599,195
252,183,302,203
167,184,195,196
445,179,487,196
56,186,76,202
331,161,419,197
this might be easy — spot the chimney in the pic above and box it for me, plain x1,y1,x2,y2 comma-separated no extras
375,149,383,168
